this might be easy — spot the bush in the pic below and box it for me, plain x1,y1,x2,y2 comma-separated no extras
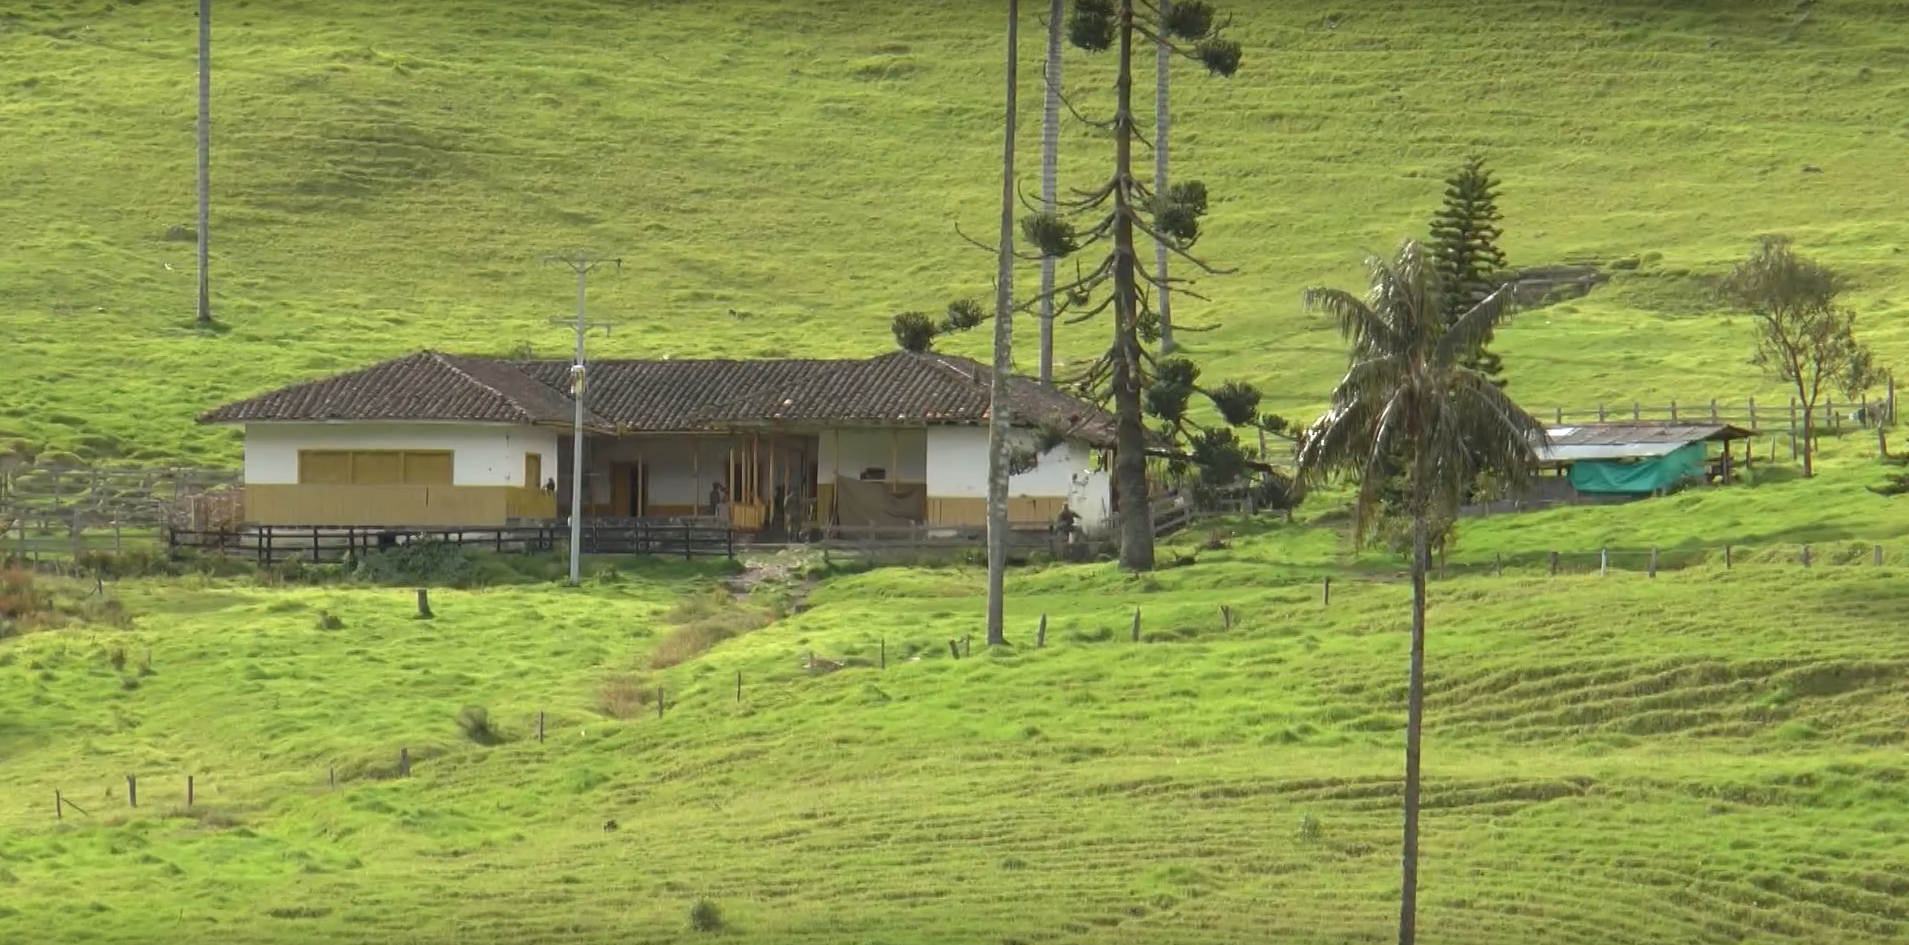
353,540,482,587
457,705,501,745
688,899,724,933
597,674,654,719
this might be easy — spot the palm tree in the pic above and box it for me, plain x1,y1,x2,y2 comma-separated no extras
1152,0,1173,354
1296,239,1545,945
196,0,212,326
984,0,1020,646
1037,0,1063,385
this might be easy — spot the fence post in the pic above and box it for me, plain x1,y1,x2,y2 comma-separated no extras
1633,402,1641,421
948,639,960,659
964,634,972,656
1710,399,1719,423
1600,548,1608,576
1670,399,1678,421
684,522,693,560
1219,605,1232,629
1597,403,1606,422
1725,545,1732,569
537,711,545,743
127,775,137,808
399,748,410,778
1321,576,1331,606
312,526,321,563
881,636,888,667
1037,614,1048,647
329,767,335,789
1801,545,1811,568
1648,548,1657,578
657,687,666,718
1748,396,1757,430
1555,405,1563,424
187,775,194,808
416,588,433,619
260,525,272,566
736,671,742,703
1549,551,1560,576
1130,608,1141,642
55,790,62,821
1493,552,1502,576
1829,396,1838,433
1875,545,1885,567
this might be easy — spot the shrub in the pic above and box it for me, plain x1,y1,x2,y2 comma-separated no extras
457,705,500,745
597,674,653,719
0,568,44,623
688,899,724,933
353,540,481,587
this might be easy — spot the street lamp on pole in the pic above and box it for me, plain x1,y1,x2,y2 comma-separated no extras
543,252,620,586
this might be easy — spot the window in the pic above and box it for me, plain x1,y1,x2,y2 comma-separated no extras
297,450,454,486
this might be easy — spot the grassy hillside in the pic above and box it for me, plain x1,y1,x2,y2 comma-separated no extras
4,522,1909,943
3,0,1909,464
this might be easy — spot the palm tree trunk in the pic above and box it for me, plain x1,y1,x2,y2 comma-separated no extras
1111,0,1153,572
1399,508,1429,945
195,0,212,326
985,0,1019,646
1152,0,1173,354
1038,0,1063,386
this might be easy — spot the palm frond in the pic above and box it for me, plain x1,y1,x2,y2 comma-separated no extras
1434,281,1519,368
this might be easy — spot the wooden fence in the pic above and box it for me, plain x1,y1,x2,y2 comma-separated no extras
164,521,736,565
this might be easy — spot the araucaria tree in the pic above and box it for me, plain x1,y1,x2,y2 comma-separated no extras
1720,235,1877,478
1427,156,1508,384
1018,0,1246,571
1297,240,1545,945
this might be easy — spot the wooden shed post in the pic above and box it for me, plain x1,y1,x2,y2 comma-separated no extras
1748,396,1757,430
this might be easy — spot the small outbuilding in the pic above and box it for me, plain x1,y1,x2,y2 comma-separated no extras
1535,422,1758,496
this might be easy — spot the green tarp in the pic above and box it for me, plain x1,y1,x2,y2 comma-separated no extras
1569,442,1707,495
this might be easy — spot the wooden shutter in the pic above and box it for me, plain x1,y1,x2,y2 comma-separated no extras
351,452,404,485
401,451,454,485
298,451,352,485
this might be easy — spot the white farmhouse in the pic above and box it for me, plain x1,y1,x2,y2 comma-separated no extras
199,349,1121,537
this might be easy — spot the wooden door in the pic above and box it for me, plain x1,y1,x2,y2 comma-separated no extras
525,452,543,490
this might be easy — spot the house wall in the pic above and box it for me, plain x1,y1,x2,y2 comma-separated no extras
815,428,929,482
922,427,1112,532
243,422,560,487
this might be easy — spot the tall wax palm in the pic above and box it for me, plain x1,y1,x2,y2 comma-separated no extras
1296,239,1546,945
984,0,1020,646
1037,0,1064,384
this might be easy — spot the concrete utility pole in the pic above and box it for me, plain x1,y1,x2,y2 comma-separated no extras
196,0,212,325
543,252,621,586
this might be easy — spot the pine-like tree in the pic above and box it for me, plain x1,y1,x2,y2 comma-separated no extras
1427,157,1507,385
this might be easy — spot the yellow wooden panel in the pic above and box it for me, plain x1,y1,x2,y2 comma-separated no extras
352,452,404,485
505,486,557,521
297,451,353,485
927,496,1067,528
525,453,543,489
247,485,513,526
402,451,454,486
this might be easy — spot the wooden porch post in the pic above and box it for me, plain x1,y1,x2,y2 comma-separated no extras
692,445,700,516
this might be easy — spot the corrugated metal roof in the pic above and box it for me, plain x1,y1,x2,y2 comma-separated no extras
1533,422,1754,463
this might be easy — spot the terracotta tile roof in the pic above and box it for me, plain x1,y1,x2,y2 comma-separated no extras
198,351,612,429
201,350,1120,445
